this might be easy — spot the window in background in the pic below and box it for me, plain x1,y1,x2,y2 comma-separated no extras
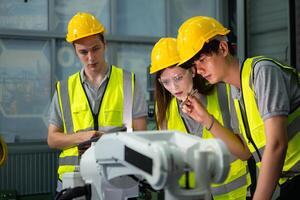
0,0,47,31
246,0,288,62
0,0,224,142
228,0,237,44
169,0,218,37
0,39,51,142
293,0,300,70
55,40,81,81
114,43,152,100
54,0,110,33
114,0,165,36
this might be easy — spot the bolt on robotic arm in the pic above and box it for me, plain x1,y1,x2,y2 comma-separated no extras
73,131,230,200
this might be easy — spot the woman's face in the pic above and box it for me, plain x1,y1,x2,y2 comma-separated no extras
159,66,194,101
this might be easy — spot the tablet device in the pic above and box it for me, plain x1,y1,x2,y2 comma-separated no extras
77,126,127,150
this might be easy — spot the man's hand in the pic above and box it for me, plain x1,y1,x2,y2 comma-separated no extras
48,124,106,150
77,130,104,155
182,94,251,160
181,95,212,128
77,130,103,142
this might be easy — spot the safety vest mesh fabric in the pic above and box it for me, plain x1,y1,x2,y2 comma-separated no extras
237,56,300,185
164,85,250,200
56,66,133,180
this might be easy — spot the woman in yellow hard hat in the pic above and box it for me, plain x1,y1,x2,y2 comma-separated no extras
150,37,251,200
176,16,300,200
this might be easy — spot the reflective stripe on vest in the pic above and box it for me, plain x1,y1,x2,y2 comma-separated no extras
59,155,78,165
239,56,300,184
56,65,134,180
165,84,250,199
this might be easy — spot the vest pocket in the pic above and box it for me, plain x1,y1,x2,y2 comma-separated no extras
72,104,88,113
104,110,122,126
72,104,91,129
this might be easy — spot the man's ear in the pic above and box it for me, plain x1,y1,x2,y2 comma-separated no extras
191,66,196,77
104,40,107,50
72,43,79,57
219,41,229,56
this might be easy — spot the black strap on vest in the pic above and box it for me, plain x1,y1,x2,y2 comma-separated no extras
79,69,110,131
240,60,262,161
247,156,257,198
239,59,262,197
238,91,258,198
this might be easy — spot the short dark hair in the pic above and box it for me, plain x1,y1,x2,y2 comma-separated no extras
181,40,235,69
97,33,105,43
72,33,105,46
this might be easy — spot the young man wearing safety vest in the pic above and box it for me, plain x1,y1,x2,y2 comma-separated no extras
177,16,300,200
47,12,147,194
150,37,251,200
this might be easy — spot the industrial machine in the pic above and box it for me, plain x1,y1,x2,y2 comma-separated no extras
0,135,7,166
60,131,230,200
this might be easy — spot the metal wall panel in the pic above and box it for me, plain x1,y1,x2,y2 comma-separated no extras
295,0,300,71
0,143,59,196
246,0,289,63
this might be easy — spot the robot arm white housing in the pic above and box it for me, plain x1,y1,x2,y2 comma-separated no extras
80,131,230,200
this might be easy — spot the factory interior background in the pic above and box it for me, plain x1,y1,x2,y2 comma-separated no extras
0,0,300,199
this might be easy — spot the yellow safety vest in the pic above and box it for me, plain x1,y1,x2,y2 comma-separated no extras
234,56,300,184
56,65,134,180
164,84,250,200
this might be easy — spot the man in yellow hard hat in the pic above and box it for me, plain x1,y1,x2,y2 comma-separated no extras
150,37,251,200
177,16,300,200
47,12,147,195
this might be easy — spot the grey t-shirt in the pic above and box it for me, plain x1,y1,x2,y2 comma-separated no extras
48,65,147,129
253,60,300,120
178,95,206,137
231,59,300,122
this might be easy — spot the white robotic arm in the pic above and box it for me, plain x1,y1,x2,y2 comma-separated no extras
78,131,230,200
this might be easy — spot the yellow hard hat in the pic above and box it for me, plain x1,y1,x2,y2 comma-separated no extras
177,16,230,66
66,12,106,43
0,135,7,166
150,37,180,74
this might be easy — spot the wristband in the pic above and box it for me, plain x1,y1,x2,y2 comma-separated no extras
206,115,215,131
